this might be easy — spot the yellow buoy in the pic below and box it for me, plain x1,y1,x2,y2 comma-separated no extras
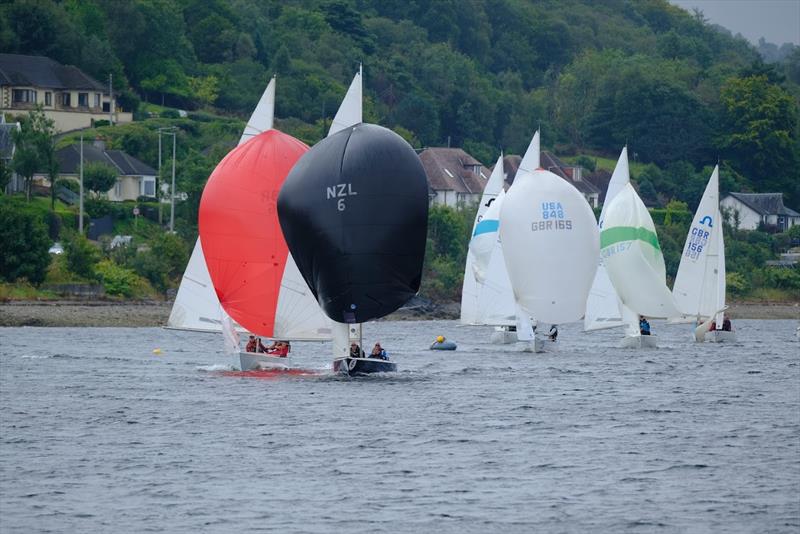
436,335,445,343
152,348,163,355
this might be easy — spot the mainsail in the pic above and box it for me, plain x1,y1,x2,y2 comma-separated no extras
499,133,599,324
460,154,516,326
584,147,631,331
673,165,726,327
601,182,680,319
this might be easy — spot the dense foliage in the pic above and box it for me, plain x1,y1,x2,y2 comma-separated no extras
0,202,51,285
2,0,798,206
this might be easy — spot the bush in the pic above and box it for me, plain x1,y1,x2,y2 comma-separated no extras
0,206,51,285
160,109,180,119
726,272,749,296
96,260,152,298
64,234,100,280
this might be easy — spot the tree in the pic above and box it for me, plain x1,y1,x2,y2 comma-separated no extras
715,75,800,206
11,107,55,200
83,162,118,196
0,205,50,285
64,233,100,280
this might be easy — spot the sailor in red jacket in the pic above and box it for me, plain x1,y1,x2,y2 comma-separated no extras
267,341,290,357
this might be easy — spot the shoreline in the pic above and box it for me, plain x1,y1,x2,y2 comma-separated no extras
0,299,798,327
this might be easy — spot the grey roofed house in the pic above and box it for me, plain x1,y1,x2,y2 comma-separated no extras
0,53,106,91
55,143,156,177
419,147,489,208
720,192,800,232
725,193,799,217
500,151,601,208
42,142,158,202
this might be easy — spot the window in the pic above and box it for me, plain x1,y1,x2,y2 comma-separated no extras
141,178,156,197
12,89,36,104
45,92,52,106
114,180,121,198
78,92,88,107
62,92,71,106
94,93,101,108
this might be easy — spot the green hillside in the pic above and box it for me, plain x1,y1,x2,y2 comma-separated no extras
3,0,798,206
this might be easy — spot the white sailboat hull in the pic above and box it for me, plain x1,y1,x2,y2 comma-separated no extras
520,337,556,353
620,334,658,349
490,327,517,344
704,330,737,343
239,352,292,371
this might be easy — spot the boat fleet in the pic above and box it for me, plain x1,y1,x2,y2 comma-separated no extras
168,68,736,375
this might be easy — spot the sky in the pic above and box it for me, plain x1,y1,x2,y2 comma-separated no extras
669,0,800,45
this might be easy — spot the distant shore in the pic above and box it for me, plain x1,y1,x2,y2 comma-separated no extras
0,299,797,327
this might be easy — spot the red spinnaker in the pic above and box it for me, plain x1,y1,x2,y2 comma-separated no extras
199,130,309,336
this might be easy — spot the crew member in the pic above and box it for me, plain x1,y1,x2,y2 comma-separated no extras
370,343,388,360
639,316,651,336
349,342,364,358
548,324,558,341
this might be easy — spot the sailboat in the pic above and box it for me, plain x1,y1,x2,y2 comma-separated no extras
600,157,681,348
201,70,364,371
584,148,631,333
459,154,517,343
499,130,600,352
278,120,429,376
672,165,734,342
166,78,280,334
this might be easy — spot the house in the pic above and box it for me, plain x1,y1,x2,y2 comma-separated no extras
419,147,490,208
0,53,132,132
0,116,20,193
35,139,157,202
720,193,800,232
501,151,600,208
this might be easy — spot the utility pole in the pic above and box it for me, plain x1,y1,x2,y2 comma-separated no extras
79,133,84,234
108,73,113,125
157,132,162,225
170,131,176,232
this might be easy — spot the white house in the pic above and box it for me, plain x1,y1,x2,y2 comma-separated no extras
418,147,489,208
0,53,132,132
34,140,157,202
720,192,800,231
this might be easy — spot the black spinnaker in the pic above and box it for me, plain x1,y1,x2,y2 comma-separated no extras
277,123,428,324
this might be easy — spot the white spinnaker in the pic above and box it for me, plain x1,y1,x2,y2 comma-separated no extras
601,183,680,319
460,153,509,325
500,167,600,324
673,166,725,325
239,76,275,145
585,147,631,331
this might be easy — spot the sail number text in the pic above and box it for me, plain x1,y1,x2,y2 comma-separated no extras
532,201,573,231
327,183,357,211
684,226,709,260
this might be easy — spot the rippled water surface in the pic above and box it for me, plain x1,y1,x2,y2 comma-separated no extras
1,320,799,533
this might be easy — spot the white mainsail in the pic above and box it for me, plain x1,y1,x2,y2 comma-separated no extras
500,131,599,325
601,182,680,319
584,147,631,331
673,165,726,327
460,154,515,325
239,75,276,145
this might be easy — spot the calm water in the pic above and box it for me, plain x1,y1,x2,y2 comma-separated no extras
1,320,798,533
